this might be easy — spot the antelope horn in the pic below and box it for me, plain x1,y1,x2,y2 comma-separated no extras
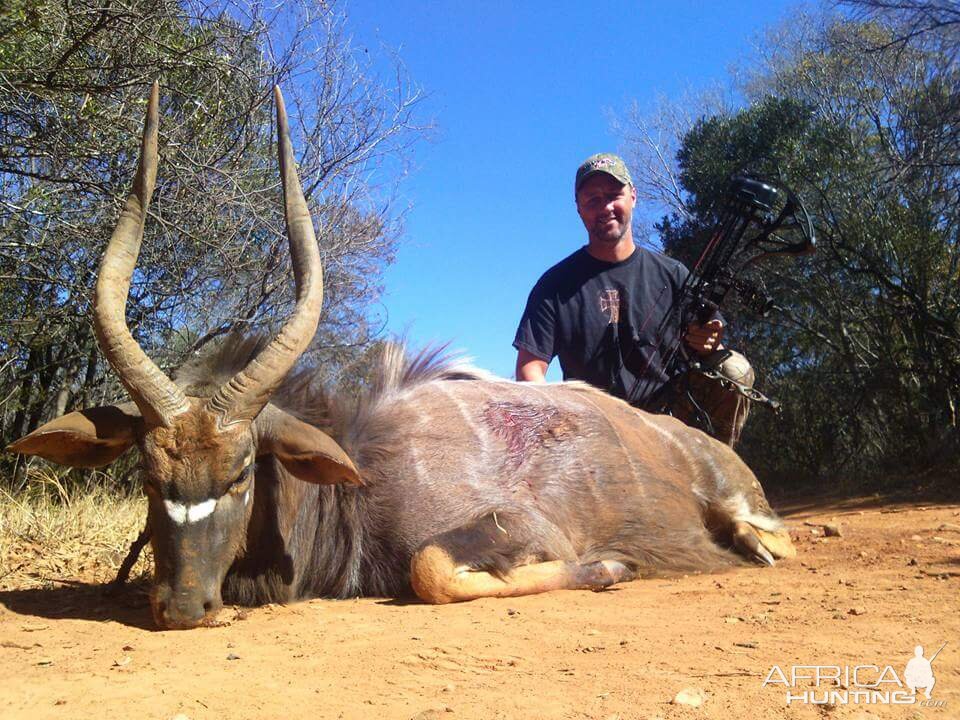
206,87,323,426
92,81,190,428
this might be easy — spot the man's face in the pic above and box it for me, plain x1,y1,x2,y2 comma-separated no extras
576,174,637,246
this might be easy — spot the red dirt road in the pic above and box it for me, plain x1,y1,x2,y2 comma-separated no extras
1,499,958,720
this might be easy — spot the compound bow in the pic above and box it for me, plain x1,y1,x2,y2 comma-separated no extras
628,174,816,433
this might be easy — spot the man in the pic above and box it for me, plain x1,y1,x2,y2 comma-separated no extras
513,152,754,446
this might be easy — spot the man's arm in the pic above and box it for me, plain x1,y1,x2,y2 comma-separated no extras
516,348,549,382
514,273,556,382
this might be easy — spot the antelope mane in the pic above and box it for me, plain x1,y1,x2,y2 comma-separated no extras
173,333,493,451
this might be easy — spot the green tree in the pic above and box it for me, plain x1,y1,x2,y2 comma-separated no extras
0,0,426,489
624,13,959,490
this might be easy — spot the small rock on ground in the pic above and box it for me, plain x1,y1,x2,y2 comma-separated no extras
672,687,706,708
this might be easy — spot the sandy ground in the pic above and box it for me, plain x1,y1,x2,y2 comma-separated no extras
1,498,958,720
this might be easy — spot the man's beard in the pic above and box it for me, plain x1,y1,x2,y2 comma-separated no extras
592,218,629,244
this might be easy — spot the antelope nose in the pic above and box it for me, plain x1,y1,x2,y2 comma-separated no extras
166,595,206,627
154,585,222,629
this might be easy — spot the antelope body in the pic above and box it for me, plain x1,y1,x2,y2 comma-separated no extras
9,85,795,629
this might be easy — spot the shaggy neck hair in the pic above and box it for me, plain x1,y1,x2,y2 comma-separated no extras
173,333,488,602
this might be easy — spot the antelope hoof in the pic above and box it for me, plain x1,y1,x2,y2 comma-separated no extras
733,521,775,565
577,560,635,591
756,527,797,559
732,522,797,565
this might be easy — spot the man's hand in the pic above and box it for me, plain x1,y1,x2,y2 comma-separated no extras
684,318,724,356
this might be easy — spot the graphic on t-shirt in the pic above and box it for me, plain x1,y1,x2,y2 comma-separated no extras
599,288,621,324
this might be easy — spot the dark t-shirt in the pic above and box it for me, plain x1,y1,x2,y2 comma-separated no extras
513,245,692,405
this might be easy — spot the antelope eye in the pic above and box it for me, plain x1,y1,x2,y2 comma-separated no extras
228,466,252,494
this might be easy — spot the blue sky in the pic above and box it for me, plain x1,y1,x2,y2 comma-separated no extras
346,1,800,379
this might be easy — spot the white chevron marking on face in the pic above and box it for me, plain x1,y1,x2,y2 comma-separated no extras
163,500,187,525
163,498,218,525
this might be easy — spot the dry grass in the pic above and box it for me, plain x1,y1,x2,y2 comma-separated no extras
0,467,151,591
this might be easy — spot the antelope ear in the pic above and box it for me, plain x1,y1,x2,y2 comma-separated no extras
7,405,140,468
256,406,360,486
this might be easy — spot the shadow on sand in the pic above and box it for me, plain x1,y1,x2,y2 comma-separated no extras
773,492,960,518
0,579,156,631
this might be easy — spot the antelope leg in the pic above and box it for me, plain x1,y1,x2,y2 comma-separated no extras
410,512,635,604
106,522,151,594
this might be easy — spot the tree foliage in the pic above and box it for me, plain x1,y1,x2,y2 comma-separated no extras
624,10,959,489
0,0,426,488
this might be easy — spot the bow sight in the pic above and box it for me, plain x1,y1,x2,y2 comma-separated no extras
686,175,815,325
631,174,815,428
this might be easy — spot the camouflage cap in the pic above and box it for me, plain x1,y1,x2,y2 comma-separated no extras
574,153,633,196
